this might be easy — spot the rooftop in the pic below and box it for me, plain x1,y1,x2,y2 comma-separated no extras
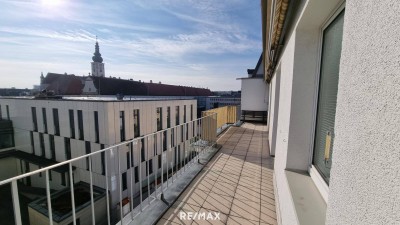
0,95,198,102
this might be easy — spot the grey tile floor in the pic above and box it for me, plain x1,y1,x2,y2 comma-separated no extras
157,123,277,225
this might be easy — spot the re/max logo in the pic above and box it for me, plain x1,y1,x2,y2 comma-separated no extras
179,211,221,220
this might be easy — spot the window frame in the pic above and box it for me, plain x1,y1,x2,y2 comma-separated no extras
307,2,345,203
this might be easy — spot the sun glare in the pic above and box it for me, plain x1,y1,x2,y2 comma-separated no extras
41,0,63,7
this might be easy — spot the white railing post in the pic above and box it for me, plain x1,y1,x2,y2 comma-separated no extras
154,133,157,199
89,156,95,225
139,138,143,212
117,147,123,223
130,142,134,220
146,136,150,206
11,180,22,225
69,163,76,225
105,149,110,225
161,132,164,192
45,170,53,225
166,132,169,188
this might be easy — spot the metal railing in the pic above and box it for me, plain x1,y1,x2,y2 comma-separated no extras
0,113,217,225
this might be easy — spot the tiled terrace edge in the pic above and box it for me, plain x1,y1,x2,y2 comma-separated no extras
128,144,223,225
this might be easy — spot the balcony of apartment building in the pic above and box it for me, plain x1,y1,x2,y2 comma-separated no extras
0,105,276,225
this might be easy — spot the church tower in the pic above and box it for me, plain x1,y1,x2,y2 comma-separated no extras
91,39,105,77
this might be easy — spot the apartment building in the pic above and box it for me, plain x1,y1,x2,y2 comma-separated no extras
263,0,400,224
0,96,197,222
238,54,269,122
204,96,241,110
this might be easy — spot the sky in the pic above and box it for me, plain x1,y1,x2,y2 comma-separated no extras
0,0,262,91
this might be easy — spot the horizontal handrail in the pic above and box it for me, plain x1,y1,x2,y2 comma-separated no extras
0,112,217,186
0,111,218,225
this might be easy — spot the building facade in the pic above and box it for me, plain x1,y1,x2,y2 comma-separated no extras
0,97,198,223
238,54,269,122
204,96,241,110
263,0,400,224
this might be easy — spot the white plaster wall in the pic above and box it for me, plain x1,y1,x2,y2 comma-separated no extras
268,66,281,156
255,58,264,75
273,30,298,225
240,78,269,111
285,28,320,171
326,1,400,224
269,0,346,224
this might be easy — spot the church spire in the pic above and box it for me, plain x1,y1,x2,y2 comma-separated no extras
92,37,103,63
91,36,105,77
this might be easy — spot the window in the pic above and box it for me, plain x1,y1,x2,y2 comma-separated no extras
175,106,179,125
190,104,193,121
85,141,91,171
69,110,75,138
6,105,10,120
134,166,139,183
158,155,162,169
64,137,71,160
163,131,167,151
30,131,35,154
122,172,127,191
0,105,2,119
149,159,153,174
171,129,175,147
120,111,125,141
167,107,171,128
53,109,60,136
101,144,105,175
184,105,186,123
126,152,131,169
39,133,45,157
32,107,38,131
130,142,134,167
153,135,157,155
141,139,145,162
77,110,84,140
186,124,189,140
312,10,345,184
156,107,162,131
42,108,48,133
181,126,184,142
49,135,55,160
133,109,140,138
192,121,195,138
94,111,99,143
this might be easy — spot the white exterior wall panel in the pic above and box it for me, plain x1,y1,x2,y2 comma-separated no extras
240,78,269,111
326,0,400,224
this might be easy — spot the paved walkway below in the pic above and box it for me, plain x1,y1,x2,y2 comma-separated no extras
157,123,277,225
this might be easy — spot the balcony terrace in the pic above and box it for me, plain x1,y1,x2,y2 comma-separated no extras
0,106,276,225
157,123,276,225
